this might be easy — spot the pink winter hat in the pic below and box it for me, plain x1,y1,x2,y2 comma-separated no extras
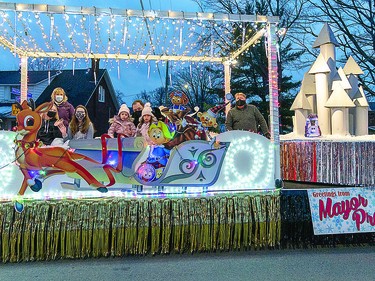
141,102,155,118
118,104,130,115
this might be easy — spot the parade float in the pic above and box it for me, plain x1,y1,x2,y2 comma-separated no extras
0,3,281,262
282,23,375,187
1,3,373,263
281,24,375,242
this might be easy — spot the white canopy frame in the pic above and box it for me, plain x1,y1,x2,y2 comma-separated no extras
0,2,281,181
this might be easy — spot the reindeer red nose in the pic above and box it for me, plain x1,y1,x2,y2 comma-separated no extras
12,126,18,132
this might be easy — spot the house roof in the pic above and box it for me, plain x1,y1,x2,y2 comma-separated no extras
36,69,107,106
0,70,60,85
0,105,12,115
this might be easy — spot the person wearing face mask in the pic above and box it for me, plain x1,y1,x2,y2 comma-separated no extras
225,92,270,138
51,87,75,130
131,99,144,127
59,105,94,142
36,104,64,145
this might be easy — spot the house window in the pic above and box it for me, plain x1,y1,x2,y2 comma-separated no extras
98,86,105,103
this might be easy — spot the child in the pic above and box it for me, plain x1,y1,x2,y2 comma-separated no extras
37,103,64,145
60,105,94,141
136,103,157,145
108,104,136,138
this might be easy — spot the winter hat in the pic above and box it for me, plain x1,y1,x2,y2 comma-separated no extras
141,102,155,118
206,94,233,118
206,103,227,118
118,104,130,115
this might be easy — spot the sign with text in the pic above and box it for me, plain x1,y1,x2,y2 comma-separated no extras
307,188,375,235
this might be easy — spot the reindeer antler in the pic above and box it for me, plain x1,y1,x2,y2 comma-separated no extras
28,98,36,111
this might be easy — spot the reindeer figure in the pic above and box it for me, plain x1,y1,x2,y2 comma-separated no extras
13,100,120,212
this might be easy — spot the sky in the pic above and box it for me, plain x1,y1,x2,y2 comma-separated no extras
0,0,205,104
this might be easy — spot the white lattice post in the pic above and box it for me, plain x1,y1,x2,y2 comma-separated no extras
267,23,281,184
20,56,28,103
224,61,231,115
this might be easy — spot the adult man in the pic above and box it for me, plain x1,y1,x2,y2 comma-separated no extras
225,92,270,138
131,99,144,127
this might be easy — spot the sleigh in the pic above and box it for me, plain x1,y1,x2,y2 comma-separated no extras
66,136,229,189
63,130,275,192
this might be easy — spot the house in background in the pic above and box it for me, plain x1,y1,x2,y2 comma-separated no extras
0,70,61,130
0,60,120,136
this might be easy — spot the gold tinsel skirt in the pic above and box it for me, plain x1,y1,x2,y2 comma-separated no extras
0,192,280,263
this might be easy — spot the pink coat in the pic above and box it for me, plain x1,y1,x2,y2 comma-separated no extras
108,115,136,138
136,122,154,145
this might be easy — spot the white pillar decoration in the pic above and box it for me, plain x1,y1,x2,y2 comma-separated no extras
315,72,331,135
20,56,28,103
306,95,316,114
354,86,369,136
348,109,355,135
321,44,336,81
355,106,368,136
224,61,231,115
267,23,281,181
331,108,348,135
294,109,308,136
290,91,312,137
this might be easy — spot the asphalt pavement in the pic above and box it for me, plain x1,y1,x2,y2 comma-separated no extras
1,246,375,281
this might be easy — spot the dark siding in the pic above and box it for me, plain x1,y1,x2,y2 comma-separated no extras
86,82,118,137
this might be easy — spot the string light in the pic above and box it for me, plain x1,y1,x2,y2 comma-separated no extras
0,5,276,66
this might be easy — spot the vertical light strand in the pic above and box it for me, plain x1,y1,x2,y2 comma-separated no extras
267,23,280,181
242,24,245,45
117,60,120,79
179,24,183,49
49,14,54,40
122,17,128,47
20,56,28,103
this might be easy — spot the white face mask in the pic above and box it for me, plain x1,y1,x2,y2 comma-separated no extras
55,95,64,103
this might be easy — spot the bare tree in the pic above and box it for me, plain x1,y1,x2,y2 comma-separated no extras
136,87,166,107
135,65,223,111
115,90,126,104
172,65,222,110
289,0,375,96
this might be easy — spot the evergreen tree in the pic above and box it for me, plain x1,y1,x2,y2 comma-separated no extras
194,0,306,132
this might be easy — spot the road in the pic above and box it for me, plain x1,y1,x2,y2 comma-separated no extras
1,246,374,281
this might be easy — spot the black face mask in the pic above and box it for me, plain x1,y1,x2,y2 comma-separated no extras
133,110,142,119
47,111,56,118
236,99,246,107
